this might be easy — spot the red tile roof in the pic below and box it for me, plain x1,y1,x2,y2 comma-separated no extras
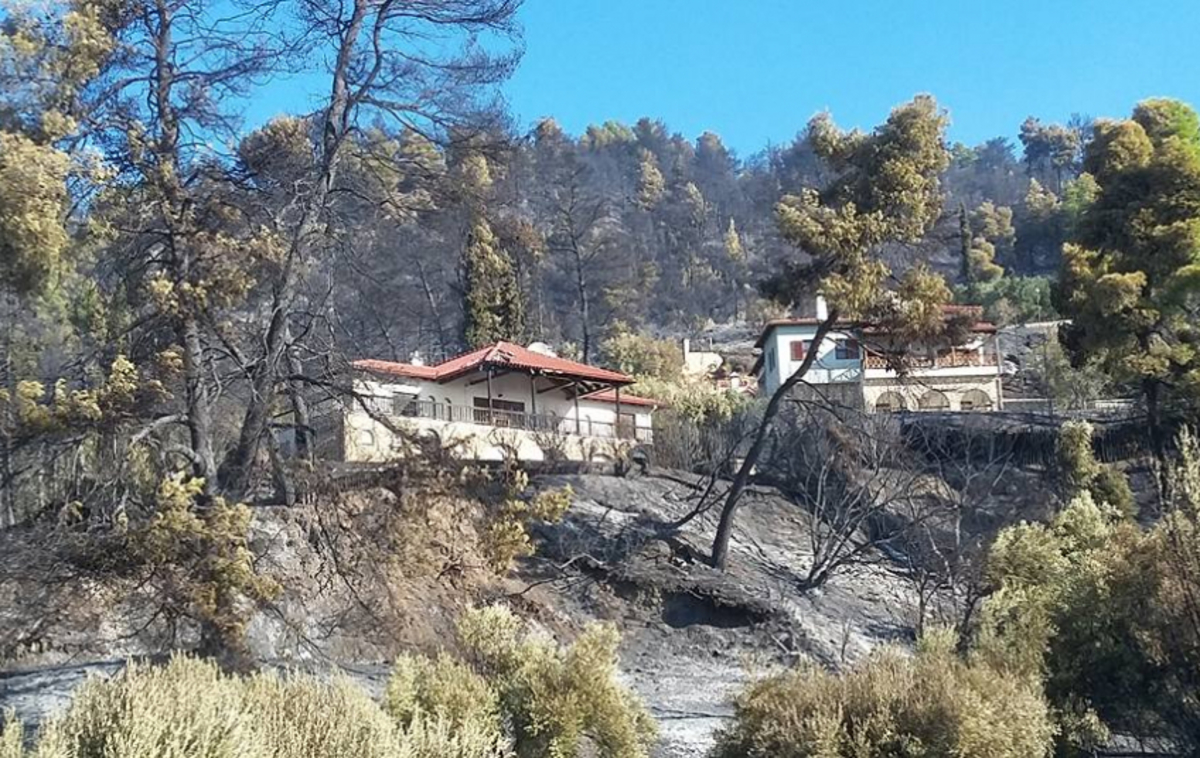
352,358,440,380
352,341,634,385
581,388,663,408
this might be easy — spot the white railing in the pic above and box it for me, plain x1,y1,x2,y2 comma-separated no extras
392,399,652,443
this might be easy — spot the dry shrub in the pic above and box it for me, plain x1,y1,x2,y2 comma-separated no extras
384,604,657,758
385,653,501,736
710,631,1054,758
0,654,504,758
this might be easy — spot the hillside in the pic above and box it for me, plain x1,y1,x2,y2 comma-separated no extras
1,468,919,757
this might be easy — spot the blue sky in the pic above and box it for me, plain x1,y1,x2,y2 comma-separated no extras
245,0,1200,157
502,0,1200,155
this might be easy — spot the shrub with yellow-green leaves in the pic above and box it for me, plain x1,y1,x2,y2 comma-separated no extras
0,654,511,758
481,464,572,572
975,465,1200,752
710,631,1055,758
1055,420,1135,516
123,473,279,650
383,605,657,758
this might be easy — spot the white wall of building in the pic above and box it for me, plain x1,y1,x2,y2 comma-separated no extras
758,324,862,395
342,374,653,463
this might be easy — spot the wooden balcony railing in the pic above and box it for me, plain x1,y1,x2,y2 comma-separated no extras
391,398,652,442
864,349,998,370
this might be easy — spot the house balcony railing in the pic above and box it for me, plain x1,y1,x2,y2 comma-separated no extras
391,399,652,443
864,349,998,371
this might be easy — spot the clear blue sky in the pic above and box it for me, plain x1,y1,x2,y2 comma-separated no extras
243,0,1200,157
500,0,1200,155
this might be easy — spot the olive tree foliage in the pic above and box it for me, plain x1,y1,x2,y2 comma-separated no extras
711,96,955,570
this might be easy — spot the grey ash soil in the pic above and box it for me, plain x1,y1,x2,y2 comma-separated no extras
516,472,919,755
1,469,919,757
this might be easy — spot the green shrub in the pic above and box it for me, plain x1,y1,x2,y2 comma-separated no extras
1055,420,1135,516
426,605,658,758
1,654,505,758
385,653,501,737
710,632,1054,758
599,325,683,381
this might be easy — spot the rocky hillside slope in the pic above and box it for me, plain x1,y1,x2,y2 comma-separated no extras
1,468,919,757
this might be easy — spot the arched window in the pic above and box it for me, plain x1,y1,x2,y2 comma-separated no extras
875,391,908,413
357,429,376,448
918,390,951,411
960,389,994,412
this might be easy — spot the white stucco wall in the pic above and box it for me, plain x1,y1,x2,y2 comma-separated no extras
342,374,653,463
862,375,1003,413
758,324,862,395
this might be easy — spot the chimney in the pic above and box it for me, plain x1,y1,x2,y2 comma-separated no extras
409,350,424,366
683,338,691,358
815,295,828,321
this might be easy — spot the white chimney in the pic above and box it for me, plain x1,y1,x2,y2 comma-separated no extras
683,338,691,357
409,350,424,366
815,295,829,321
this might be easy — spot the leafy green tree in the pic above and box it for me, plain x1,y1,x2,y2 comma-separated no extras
723,218,749,320
958,200,1010,299
1056,98,1200,463
976,275,1056,325
711,96,954,569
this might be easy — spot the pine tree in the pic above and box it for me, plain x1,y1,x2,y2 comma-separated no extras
1057,98,1200,465
463,215,525,349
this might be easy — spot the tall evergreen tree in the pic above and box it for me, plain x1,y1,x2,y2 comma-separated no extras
463,215,525,348
1057,98,1200,464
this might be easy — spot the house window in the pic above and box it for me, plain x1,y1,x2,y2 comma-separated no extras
875,391,907,413
392,393,420,417
918,390,951,411
473,397,526,427
835,338,860,360
790,340,810,361
960,389,994,412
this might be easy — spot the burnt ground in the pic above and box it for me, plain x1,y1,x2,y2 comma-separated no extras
1,468,919,757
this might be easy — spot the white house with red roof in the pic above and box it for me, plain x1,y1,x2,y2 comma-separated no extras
320,341,660,463
754,300,1004,413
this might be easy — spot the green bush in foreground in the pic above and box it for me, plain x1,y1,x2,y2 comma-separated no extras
1,606,655,758
387,605,657,758
1,654,449,758
710,631,1054,758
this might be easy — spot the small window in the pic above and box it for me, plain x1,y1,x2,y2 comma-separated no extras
918,390,951,412
835,338,860,360
790,340,810,361
875,391,907,413
766,349,776,372
961,389,994,412
392,393,419,417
